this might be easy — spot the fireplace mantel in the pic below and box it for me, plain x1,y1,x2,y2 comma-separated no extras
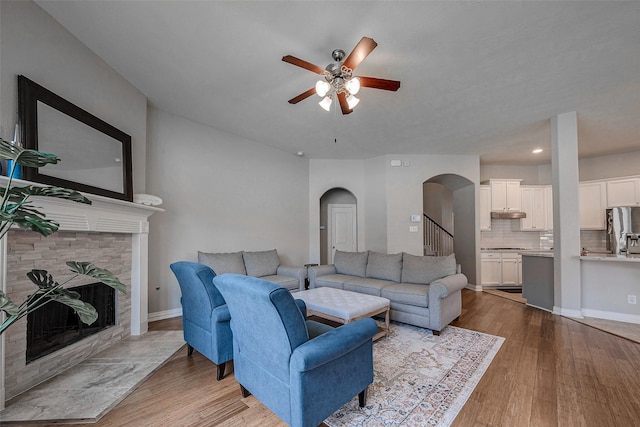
0,176,163,408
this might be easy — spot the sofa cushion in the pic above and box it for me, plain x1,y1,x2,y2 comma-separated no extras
333,250,369,277
365,252,403,282
261,274,299,292
343,277,396,297
198,251,247,275
382,283,429,307
243,249,280,277
401,253,457,285
313,274,350,290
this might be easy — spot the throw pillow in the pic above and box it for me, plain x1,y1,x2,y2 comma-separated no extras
401,253,457,284
333,250,369,277
366,252,403,282
198,251,247,275
243,249,280,277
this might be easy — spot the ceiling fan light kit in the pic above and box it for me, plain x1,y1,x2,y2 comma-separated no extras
282,37,400,115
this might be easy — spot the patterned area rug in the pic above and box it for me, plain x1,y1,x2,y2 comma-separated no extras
325,323,504,427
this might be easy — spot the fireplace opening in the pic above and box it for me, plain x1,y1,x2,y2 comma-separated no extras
26,282,116,363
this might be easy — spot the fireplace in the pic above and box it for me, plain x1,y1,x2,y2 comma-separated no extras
0,180,162,407
26,282,117,363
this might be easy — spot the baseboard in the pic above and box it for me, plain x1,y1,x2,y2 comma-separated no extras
148,308,182,322
466,284,483,292
581,308,640,325
553,306,584,318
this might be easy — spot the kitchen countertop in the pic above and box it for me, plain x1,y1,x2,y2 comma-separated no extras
520,251,554,258
580,253,640,263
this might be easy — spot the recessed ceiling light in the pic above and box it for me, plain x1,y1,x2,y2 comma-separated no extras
532,148,543,154
296,151,304,157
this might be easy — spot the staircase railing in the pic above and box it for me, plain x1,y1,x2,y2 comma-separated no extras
423,213,454,257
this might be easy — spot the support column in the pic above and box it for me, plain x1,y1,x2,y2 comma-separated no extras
551,111,583,318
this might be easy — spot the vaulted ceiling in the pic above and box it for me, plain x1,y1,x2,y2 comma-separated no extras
36,1,640,165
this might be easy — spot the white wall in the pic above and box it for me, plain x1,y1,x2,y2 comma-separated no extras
0,1,147,192
309,154,480,259
579,151,640,181
308,159,366,264
146,108,310,313
384,155,480,255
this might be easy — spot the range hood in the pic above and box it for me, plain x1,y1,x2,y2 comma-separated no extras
491,211,527,219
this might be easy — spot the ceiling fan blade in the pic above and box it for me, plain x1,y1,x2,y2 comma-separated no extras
282,55,325,74
358,76,401,91
337,92,353,115
342,37,378,72
288,88,317,104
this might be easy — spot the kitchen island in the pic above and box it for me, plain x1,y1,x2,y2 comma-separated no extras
521,251,640,323
521,252,554,312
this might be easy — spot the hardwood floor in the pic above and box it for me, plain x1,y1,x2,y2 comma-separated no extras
17,290,640,427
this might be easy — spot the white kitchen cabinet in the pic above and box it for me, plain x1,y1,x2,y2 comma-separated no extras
544,185,553,230
606,177,640,207
501,253,522,286
480,185,491,231
520,186,547,231
579,181,607,230
490,179,522,212
481,252,522,287
480,253,501,286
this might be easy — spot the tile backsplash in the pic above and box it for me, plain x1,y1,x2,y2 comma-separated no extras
481,219,608,252
481,219,543,249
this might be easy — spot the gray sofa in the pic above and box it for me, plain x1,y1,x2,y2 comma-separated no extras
197,249,306,292
308,250,468,334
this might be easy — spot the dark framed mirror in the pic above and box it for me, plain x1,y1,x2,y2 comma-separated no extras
18,75,133,202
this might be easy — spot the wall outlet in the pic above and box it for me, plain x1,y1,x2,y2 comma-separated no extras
628,295,637,305
409,226,418,232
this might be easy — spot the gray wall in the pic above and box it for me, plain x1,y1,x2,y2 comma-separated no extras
146,108,310,314
0,1,147,192
423,182,454,234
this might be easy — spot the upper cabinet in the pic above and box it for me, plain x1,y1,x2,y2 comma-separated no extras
606,177,640,207
480,185,492,231
490,179,522,212
520,186,552,231
579,181,607,230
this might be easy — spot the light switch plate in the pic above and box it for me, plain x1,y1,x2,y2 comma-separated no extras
410,215,421,222
409,226,418,232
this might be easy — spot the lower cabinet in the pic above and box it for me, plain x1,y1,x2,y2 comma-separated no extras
481,252,522,287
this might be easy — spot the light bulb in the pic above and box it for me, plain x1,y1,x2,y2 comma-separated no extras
319,95,332,111
346,94,360,109
346,77,360,95
315,80,330,97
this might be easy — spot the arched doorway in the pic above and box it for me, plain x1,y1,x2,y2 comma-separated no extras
319,188,357,265
423,174,477,285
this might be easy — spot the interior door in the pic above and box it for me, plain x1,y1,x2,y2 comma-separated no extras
328,204,357,263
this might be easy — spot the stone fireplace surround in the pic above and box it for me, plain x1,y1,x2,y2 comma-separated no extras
0,176,162,408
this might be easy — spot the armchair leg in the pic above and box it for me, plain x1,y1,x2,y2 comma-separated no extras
216,362,226,381
240,385,252,398
187,344,194,356
358,387,368,408
433,330,440,336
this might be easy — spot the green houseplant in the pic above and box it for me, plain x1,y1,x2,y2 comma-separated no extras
0,137,126,335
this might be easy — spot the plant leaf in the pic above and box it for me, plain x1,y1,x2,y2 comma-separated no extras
27,270,58,290
0,138,60,167
50,292,98,325
9,186,92,205
4,206,60,236
0,291,19,316
66,261,127,293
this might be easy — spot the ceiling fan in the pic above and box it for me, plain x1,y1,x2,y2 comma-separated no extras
282,37,401,114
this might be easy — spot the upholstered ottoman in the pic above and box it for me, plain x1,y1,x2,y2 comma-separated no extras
296,287,390,340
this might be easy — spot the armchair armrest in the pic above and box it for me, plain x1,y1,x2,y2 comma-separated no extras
211,304,231,323
307,265,337,288
294,298,307,317
429,273,468,299
290,318,377,373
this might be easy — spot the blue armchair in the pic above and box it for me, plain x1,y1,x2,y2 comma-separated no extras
169,261,233,381
213,274,377,427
